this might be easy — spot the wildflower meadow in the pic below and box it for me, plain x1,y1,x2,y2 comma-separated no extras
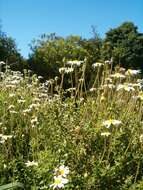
1,59,143,189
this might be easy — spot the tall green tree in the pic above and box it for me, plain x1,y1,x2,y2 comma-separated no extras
101,22,143,69
0,29,24,70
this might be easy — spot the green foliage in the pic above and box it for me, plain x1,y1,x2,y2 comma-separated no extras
101,22,143,69
1,22,143,82
1,62,143,189
0,30,25,71
28,22,143,85
28,34,84,78
0,182,23,190
28,33,102,82
1,21,143,189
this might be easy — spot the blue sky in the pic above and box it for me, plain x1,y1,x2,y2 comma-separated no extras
0,0,143,58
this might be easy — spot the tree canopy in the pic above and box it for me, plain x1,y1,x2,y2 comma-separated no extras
0,29,24,70
1,22,143,77
102,22,143,69
28,32,102,81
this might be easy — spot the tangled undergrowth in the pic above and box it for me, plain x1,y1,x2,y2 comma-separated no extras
1,60,143,189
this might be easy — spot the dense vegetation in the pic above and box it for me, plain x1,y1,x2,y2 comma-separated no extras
0,30,25,71
1,22,143,81
0,22,143,189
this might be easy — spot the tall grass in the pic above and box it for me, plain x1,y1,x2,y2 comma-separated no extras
0,61,143,189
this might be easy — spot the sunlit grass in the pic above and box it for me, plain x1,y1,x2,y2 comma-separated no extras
0,60,143,189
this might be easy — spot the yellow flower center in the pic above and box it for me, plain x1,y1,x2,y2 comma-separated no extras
59,169,65,175
55,178,62,185
109,119,113,124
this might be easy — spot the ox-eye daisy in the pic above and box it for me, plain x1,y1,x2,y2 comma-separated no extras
50,176,68,189
103,119,122,128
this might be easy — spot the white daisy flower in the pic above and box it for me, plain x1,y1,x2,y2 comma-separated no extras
125,69,141,76
101,132,111,137
92,62,104,68
110,73,126,79
25,161,38,167
66,60,84,67
0,61,6,65
116,84,135,92
140,134,143,143
58,165,69,177
89,88,96,92
50,176,68,189
103,119,122,128
59,67,66,74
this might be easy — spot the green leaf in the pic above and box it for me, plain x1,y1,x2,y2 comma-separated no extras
0,182,23,190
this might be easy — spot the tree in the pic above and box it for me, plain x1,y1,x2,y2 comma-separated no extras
0,29,24,71
28,31,102,88
101,22,143,69
28,33,88,79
